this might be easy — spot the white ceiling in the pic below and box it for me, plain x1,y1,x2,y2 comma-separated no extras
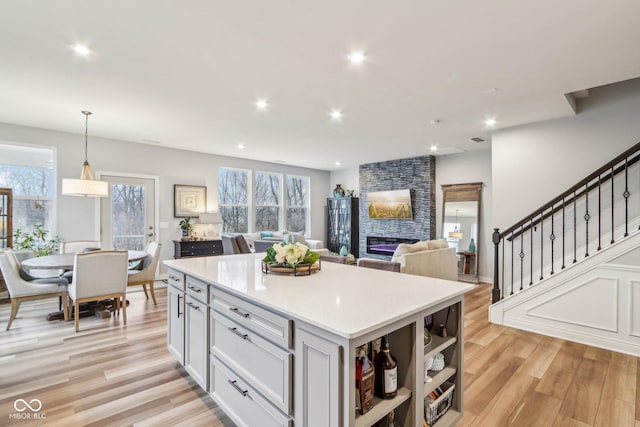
1,1,639,171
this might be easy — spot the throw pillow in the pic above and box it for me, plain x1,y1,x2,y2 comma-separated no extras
391,241,430,262
260,231,274,239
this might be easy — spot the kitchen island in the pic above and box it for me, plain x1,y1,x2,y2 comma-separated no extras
164,253,473,427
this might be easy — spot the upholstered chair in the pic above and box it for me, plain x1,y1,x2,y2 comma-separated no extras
59,240,101,254
0,249,69,331
221,234,240,255
67,250,128,332
357,258,402,273
235,235,252,254
127,242,162,305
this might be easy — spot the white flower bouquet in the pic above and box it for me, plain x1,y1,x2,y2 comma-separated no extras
263,241,320,268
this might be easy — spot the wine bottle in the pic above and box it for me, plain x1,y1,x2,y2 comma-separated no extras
382,410,400,427
374,334,397,399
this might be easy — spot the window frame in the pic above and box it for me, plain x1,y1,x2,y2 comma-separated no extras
0,142,57,235
218,166,251,233
284,174,311,237
254,170,283,232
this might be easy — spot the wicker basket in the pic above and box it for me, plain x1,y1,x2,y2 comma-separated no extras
424,381,455,425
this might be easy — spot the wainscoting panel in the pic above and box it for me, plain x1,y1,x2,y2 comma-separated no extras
489,232,640,356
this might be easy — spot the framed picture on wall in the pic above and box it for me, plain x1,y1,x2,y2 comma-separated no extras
174,184,207,218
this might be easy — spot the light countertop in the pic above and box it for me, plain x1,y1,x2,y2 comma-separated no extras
164,253,473,339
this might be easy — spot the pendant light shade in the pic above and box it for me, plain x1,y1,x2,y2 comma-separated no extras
448,209,463,239
62,111,108,197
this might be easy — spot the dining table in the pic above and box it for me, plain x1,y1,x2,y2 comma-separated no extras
21,250,147,271
22,250,148,321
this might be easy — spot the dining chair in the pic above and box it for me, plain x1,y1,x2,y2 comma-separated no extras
67,250,128,332
59,241,102,282
59,240,101,254
127,242,162,305
0,249,69,331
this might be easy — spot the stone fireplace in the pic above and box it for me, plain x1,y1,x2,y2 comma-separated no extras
359,156,436,259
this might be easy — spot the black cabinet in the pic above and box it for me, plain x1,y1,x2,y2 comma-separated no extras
325,197,359,257
173,240,223,259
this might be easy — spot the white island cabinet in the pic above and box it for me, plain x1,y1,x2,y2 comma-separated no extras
164,253,473,427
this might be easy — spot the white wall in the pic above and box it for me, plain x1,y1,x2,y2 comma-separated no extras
436,150,493,283
329,168,359,197
492,78,640,230
0,122,330,274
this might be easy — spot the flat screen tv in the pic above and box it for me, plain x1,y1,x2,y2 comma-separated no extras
367,189,413,219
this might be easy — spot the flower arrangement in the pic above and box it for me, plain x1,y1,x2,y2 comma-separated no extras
14,225,60,257
263,241,320,268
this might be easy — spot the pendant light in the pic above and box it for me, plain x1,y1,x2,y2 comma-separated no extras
448,209,463,239
62,111,109,197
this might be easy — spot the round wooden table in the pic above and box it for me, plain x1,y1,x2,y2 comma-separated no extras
21,250,147,270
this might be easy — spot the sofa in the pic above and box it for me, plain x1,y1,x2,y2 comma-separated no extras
358,239,458,281
240,231,325,252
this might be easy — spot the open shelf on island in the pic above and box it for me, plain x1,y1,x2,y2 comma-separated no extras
354,386,412,427
424,366,457,396
424,334,457,358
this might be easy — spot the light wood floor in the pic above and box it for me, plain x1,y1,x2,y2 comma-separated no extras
0,283,638,426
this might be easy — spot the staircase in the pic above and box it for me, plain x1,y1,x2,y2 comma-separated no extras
488,142,640,356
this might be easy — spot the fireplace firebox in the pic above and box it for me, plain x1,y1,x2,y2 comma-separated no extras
366,236,419,256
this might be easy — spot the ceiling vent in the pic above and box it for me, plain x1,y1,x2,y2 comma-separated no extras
470,137,485,143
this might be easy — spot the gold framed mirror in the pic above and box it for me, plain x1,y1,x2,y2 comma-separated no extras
441,183,482,283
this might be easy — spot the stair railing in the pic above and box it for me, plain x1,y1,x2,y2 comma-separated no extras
492,141,640,303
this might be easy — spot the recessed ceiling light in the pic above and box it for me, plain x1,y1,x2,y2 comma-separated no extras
430,119,442,125
335,161,341,166
484,118,497,127
330,110,343,120
348,51,366,65
430,145,438,152
71,44,91,57
237,144,246,149
255,98,269,110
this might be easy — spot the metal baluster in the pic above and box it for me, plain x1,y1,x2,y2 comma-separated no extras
561,197,566,269
597,174,602,251
539,211,544,281
573,191,577,263
611,166,615,244
519,225,524,291
492,229,501,303
502,234,506,297
584,183,590,257
624,157,630,237
510,232,514,294
529,218,533,286
550,204,555,275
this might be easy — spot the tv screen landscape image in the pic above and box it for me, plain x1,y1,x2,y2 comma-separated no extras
367,189,413,219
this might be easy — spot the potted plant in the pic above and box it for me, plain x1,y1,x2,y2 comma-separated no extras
179,217,194,240
14,224,60,257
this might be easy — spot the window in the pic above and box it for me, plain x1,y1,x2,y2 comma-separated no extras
218,167,250,233
255,171,282,231
0,144,55,234
286,175,309,234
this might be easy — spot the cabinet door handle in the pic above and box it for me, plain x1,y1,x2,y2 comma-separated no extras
228,380,248,397
229,307,250,318
186,301,201,311
177,294,182,318
228,327,249,340
188,285,202,293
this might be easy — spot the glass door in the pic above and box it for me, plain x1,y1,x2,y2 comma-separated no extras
100,175,157,250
